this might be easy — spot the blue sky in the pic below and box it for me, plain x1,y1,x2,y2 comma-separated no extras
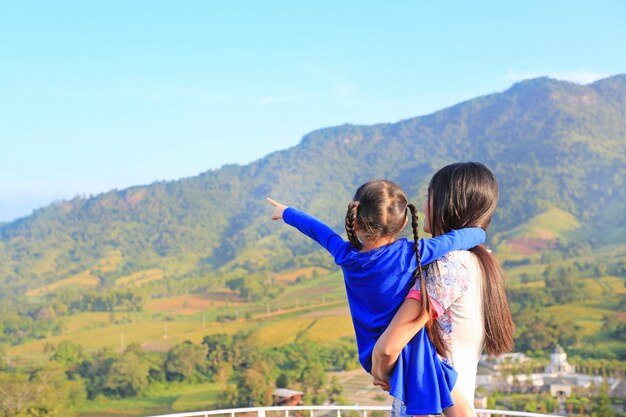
1,0,625,222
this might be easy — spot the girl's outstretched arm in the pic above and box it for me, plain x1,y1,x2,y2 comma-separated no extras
266,197,349,258
371,298,429,389
419,228,485,265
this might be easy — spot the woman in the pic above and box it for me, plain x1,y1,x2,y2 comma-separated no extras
371,162,515,415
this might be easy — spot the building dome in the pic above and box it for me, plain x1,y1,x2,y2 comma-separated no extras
546,345,574,374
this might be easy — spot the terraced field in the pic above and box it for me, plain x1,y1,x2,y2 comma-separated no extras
76,382,221,417
116,268,164,287
25,270,100,297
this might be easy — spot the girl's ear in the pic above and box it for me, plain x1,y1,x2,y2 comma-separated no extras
402,215,409,229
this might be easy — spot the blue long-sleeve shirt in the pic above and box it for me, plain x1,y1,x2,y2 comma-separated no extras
282,207,485,414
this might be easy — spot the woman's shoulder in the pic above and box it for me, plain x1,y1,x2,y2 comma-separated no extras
436,250,480,272
435,250,468,268
426,250,482,289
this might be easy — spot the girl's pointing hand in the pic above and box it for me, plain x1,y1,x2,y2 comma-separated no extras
266,197,288,220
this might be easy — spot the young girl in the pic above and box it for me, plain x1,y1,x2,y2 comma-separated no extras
267,179,485,416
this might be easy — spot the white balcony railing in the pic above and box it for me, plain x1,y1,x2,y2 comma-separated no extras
145,405,565,417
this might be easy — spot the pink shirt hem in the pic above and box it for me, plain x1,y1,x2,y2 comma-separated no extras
405,289,444,319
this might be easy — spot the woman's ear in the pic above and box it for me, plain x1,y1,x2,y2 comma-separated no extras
402,215,409,229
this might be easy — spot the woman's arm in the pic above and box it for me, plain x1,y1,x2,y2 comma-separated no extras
371,298,430,388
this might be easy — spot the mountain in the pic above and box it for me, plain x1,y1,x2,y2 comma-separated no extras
1,75,625,299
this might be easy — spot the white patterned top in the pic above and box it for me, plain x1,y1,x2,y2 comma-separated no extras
409,250,485,409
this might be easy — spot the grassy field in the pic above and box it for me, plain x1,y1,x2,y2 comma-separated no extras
247,313,355,348
26,251,126,297
26,270,101,297
63,312,112,333
170,385,221,412
117,268,164,287
273,266,330,284
145,292,246,315
303,316,355,343
508,272,626,353
76,382,221,417
94,250,124,273
7,269,352,368
493,206,582,258
496,206,581,242
8,316,250,359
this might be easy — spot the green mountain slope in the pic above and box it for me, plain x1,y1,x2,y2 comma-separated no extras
1,75,625,299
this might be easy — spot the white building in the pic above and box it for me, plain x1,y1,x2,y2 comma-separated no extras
545,345,575,374
478,346,620,399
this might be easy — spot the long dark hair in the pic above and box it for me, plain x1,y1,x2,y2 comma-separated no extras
344,180,445,354
427,162,515,356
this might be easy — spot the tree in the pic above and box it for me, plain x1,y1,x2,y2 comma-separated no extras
327,376,344,404
103,352,150,397
300,361,327,399
124,342,143,356
544,266,584,304
592,382,614,417
50,340,84,372
0,345,7,370
578,396,590,415
165,341,208,381
0,363,85,417
235,366,272,406
77,348,117,399
276,372,289,388
215,362,233,388
202,333,232,375
594,264,608,278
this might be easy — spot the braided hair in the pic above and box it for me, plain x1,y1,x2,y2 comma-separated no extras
408,203,448,356
345,201,362,249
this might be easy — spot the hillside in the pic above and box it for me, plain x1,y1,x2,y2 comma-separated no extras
1,77,625,417
0,75,625,302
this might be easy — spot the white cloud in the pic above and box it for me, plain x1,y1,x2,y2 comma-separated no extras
506,70,610,85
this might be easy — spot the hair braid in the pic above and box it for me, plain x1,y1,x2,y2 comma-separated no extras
407,204,425,291
407,203,448,356
345,201,362,249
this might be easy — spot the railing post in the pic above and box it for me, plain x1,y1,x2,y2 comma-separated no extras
310,410,314,417
362,411,367,417
336,410,341,417
258,410,266,417
285,410,289,417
